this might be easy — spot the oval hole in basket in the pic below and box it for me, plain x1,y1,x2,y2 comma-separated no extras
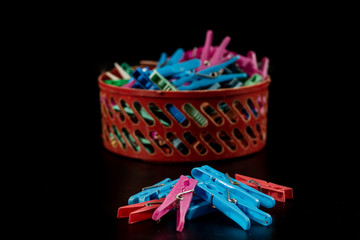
112,125,126,149
107,125,117,148
246,126,257,145
135,130,154,153
149,131,172,155
104,97,113,119
217,130,237,151
166,132,189,155
148,103,172,127
218,102,238,123
165,103,189,127
257,96,265,115
200,131,223,153
110,97,125,121
183,103,207,127
247,98,258,118
122,128,140,151
233,100,250,121
233,128,249,148
183,132,207,155
133,101,154,126
255,123,264,141
200,102,223,125
120,100,138,123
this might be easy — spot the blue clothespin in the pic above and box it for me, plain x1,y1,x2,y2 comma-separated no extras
194,181,272,230
157,52,167,68
131,67,159,90
128,178,171,204
128,176,191,204
165,104,186,124
186,195,218,220
191,165,275,208
156,48,184,69
157,59,201,78
172,56,247,90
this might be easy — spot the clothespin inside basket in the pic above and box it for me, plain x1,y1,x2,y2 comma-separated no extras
236,51,269,79
235,174,293,202
152,175,197,232
117,198,165,224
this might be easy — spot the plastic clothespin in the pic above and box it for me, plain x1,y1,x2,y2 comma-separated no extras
197,30,231,71
131,67,159,90
149,70,177,91
117,198,165,224
194,181,272,230
186,195,218,220
156,52,167,68
178,73,247,90
173,56,243,89
128,176,192,204
105,71,120,80
165,104,187,124
235,174,293,202
157,58,201,78
244,74,262,86
128,178,171,204
191,165,275,208
236,51,269,79
114,62,131,80
120,62,134,75
152,175,197,232
104,79,129,87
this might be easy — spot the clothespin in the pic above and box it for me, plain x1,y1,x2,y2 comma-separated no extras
120,62,134,75
149,70,177,91
244,74,262,86
128,178,171,204
117,198,165,224
235,174,293,202
114,62,131,80
105,71,120,80
152,175,197,232
186,195,218,220
191,165,275,208
194,181,272,230
236,51,269,79
157,58,201,78
128,176,192,204
197,30,231,71
165,104,187,124
173,56,247,90
131,67,159,90
104,79,129,87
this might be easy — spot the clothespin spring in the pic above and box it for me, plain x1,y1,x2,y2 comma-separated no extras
225,173,240,186
176,189,194,200
142,183,165,191
226,188,237,204
247,179,261,191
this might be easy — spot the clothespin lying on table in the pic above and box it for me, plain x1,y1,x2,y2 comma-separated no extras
235,174,293,202
193,180,272,230
191,165,275,208
152,175,197,232
117,198,165,224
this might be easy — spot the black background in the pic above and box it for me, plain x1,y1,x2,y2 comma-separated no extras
17,4,355,239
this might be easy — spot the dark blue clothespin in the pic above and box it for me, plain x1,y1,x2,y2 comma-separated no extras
131,67,159,90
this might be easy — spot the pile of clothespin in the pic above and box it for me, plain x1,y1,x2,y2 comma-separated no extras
117,165,293,232
104,30,269,91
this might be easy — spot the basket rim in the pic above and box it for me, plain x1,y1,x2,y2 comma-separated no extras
98,73,271,99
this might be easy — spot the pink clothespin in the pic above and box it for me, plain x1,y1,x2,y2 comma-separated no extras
196,30,231,71
236,51,269,79
152,175,197,232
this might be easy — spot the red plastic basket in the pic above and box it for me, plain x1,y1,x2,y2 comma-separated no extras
98,49,271,163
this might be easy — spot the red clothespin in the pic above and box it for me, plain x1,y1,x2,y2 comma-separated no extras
235,174,293,202
152,175,197,232
117,198,165,224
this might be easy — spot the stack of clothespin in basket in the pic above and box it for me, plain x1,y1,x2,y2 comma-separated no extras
117,165,293,232
103,29,269,91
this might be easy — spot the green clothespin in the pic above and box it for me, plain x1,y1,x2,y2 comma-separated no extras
121,62,134,75
244,74,262,86
149,70,177,91
104,79,129,87
183,104,207,126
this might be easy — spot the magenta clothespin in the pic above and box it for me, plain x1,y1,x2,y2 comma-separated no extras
152,175,197,232
237,51,269,79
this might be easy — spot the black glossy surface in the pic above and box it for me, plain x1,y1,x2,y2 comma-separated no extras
30,7,355,239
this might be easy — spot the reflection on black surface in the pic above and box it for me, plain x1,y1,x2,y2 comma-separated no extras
100,148,293,239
